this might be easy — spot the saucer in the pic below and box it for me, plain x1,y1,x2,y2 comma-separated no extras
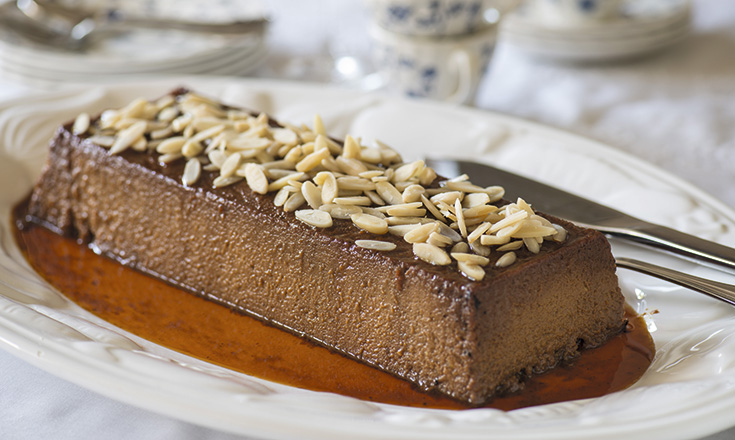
0,0,268,84
501,0,691,62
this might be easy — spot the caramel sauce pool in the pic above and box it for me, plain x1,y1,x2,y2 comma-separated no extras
13,205,654,411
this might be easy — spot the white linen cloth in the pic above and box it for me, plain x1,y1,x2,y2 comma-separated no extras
0,0,733,439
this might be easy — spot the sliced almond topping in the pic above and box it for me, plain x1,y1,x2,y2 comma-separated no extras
334,196,372,206
274,188,291,207
212,175,242,188
244,163,269,194
403,222,440,244
283,192,306,212
375,181,404,205
89,92,569,279
412,243,451,265
73,113,90,135
355,240,396,251
393,160,424,183
427,231,453,247
496,252,517,267
351,213,389,234
420,194,446,223
182,158,201,186
523,237,541,254
295,148,331,172
455,198,468,238
467,222,492,244
156,136,187,154
402,184,425,203
320,172,339,204
301,181,322,209
313,114,327,135
458,261,485,281
451,242,470,253
320,204,362,219
343,135,361,159
295,209,333,228
452,252,490,266
497,240,524,251
272,127,299,146
110,120,147,155
219,152,242,178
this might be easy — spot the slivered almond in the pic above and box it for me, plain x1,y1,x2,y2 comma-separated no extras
403,222,440,243
320,204,362,219
480,234,511,246
364,190,385,206
463,192,491,208
488,210,528,233
458,262,485,281
430,191,463,206
272,127,299,146
375,181,403,205
386,207,426,217
402,184,425,203
283,192,306,212
212,175,242,188
497,240,523,251
455,198,468,238
320,172,338,204
336,156,368,176
158,152,182,164
470,241,491,257
412,243,450,265
334,196,372,206
182,158,201,186
496,252,517,267
420,194,446,222
393,160,424,183
313,114,327,135
467,222,492,244
295,148,331,172
452,253,490,266
301,181,322,209
244,163,269,194
295,209,333,228
274,188,291,207
110,120,147,154
427,231,453,247
351,213,388,234
355,240,396,251
551,224,568,242
343,135,361,159
485,185,505,202
73,113,90,135
523,237,541,254
451,242,470,253
219,152,242,178
386,216,428,226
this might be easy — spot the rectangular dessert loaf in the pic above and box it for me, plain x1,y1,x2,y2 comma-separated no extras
27,91,625,404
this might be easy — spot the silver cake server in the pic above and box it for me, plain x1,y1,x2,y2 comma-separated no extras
426,158,735,273
426,158,735,306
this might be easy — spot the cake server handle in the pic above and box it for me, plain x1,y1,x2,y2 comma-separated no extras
616,257,735,306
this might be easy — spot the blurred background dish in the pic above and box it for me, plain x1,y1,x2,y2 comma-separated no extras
501,0,691,62
0,0,268,83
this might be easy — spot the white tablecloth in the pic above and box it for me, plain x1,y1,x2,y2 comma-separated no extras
1,0,734,439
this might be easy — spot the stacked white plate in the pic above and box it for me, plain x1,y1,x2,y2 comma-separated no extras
0,1,268,84
501,0,691,63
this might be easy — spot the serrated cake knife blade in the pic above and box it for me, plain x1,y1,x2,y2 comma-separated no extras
426,158,735,273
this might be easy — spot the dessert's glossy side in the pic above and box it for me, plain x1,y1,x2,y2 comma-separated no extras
13,203,654,411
